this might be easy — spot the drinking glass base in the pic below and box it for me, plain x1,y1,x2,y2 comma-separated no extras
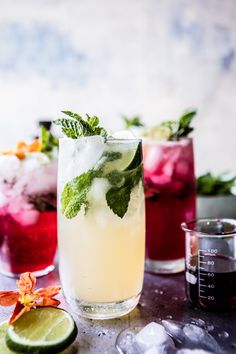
145,258,185,274
65,293,141,320
0,264,55,278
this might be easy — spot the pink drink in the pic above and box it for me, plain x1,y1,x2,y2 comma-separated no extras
0,153,57,277
143,138,196,273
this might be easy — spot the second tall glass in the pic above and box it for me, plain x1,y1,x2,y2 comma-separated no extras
58,136,145,319
143,138,196,273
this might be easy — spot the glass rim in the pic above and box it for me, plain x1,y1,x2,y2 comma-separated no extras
181,218,236,237
59,136,142,143
142,137,192,145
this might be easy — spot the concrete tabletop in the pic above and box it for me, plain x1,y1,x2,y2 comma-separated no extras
0,269,236,353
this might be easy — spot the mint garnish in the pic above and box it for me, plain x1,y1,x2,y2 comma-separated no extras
160,109,196,140
123,116,144,129
54,111,107,138
197,172,236,196
60,144,142,219
40,126,58,154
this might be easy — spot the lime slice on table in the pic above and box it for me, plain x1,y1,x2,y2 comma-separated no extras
6,307,77,354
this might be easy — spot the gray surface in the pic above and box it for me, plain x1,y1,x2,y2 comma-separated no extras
0,269,236,353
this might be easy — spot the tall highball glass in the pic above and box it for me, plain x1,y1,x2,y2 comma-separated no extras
58,136,145,319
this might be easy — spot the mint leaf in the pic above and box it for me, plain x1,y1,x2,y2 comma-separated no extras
86,114,99,129
161,109,196,140
177,110,196,138
40,126,58,153
54,111,108,138
105,143,143,218
106,171,125,187
61,111,83,121
61,170,95,218
102,151,122,162
54,118,80,138
123,116,144,129
197,172,236,196
106,185,131,218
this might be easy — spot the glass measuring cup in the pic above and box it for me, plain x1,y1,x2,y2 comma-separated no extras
182,219,236,311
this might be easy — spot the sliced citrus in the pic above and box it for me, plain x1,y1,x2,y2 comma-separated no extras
6,307,77,354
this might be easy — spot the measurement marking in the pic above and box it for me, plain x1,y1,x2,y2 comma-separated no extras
199,261,207,264
200,290,205,292
199,267,205,270
200,284,207,287
199,250,206,252
199,295,207,299
199,278,206,281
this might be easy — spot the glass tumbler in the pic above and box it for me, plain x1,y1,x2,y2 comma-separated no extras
182,218,236,310
144,138,196,274
58,136,145,319
0,153,57,277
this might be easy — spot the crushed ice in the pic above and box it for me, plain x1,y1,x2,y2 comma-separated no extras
116,320,226,354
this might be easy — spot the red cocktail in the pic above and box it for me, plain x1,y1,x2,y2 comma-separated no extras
0,138,57,277
143,138,196,273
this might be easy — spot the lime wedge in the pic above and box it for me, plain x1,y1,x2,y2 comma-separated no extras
6,307,77,354
0,322,17,353
143,125,171,141
104,142,141,174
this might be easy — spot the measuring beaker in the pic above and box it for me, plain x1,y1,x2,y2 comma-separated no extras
181,219,236,311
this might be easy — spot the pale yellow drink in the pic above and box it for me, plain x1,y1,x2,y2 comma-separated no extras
58,136,145,319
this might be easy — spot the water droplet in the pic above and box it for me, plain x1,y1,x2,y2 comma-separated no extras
125,333,133,340
172,296,178,301
166,315,173,319
159,290,164,295
218,331,229,339
154,289,159,294
207,325,214,332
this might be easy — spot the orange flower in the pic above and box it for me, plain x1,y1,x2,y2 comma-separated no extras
2,139,42,159
0,272,61,324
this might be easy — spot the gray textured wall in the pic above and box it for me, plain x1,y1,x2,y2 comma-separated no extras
0,0,235,175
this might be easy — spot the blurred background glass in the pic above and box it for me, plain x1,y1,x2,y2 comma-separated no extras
0,0,235,175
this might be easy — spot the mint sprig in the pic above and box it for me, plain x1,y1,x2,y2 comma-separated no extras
40,126,58,153
197,172,236,196
54,111,108,138
123,116,144,129
61,144,142,219
161,109,196,140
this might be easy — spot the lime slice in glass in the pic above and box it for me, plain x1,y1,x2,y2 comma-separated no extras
104,141,141,174
6,307,77,354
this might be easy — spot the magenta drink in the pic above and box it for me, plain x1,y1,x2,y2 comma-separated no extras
0,133,58,277
143,111,196,273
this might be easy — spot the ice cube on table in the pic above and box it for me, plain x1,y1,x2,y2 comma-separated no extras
144,343,176,354
162,320,185,344
144,346,162,354
135,322,173,350
183,324,223,353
